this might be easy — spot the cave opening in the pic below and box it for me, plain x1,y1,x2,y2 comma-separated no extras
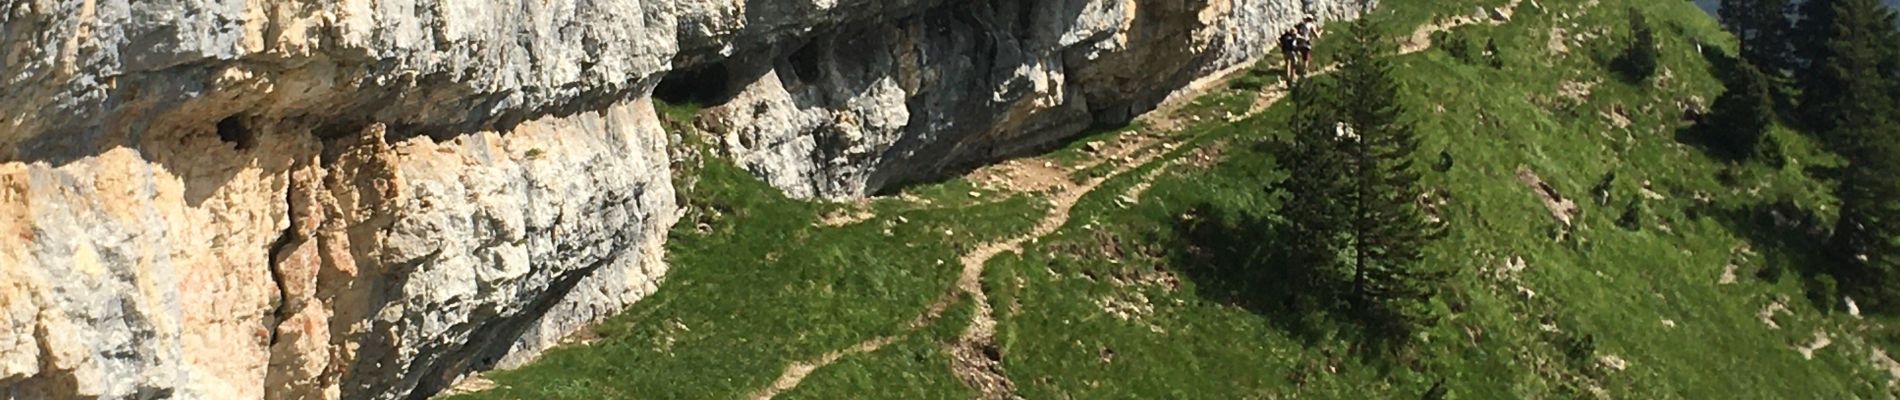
653,63,734,105
786,41,828,83
216,115,257,150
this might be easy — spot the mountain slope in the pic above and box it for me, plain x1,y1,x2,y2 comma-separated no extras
454,0,1896,398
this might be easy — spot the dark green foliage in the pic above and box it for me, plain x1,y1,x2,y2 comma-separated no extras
1795,0,1899,134
1484,38,1505,68
1757,260,1787,283
1340,17,1449,347
1284,16,1450,346
1794,0,1843,95
1811,274,1841,312
1831,136,1900,303
1591,171,1618,206
1706,59,1776,158
1422,379,1448,400
1757,132,1787,168
1719,0,1795,73
1556,332,1598,366
1433,29,1476,63
1807,0,1900,306
1281,79,1350,307
1615,8,1662,81
1617,198,1647,231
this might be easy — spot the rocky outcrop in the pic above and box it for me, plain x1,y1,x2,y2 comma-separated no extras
1,100,674,400
1,0,1353,399
702,0,1362,198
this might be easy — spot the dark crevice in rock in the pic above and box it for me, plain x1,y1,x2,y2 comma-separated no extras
263,180,302,347
654,63,736,105
216,115,257,150
787,40,830,83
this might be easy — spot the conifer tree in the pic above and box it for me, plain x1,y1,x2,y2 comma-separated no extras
1798,0,1899,140
1795,0,1843,128
1617,8,1662,81
1814,0,1900,303
1794,0,1842,72
1707,59,1776,158
1720,0,1795,73
1331,17,1449,342
1280,79,1350,306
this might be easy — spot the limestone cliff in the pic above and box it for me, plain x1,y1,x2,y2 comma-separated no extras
0,0,1354,398
702,0,1362,198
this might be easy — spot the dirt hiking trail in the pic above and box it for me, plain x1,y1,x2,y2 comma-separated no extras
746,2,1527,397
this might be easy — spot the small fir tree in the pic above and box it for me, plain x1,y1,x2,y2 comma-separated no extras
1616,8,1662,81
1707,59,1777,158
1720,0,1796,73
1332,17,1451,343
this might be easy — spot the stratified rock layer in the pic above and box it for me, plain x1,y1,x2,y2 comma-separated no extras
1,101,674,400
0,0,1352,398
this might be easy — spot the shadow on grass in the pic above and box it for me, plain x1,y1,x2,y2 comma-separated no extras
1679,40,1806,163
1671,45,1755,162
1671,125,1763,164
873,122,1137,197
1162,198,1342,346
1702,199,1843,311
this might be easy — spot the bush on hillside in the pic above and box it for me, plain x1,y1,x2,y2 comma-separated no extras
1617,197,1647,231
1757,262,1786,283
1485,38,1505,68
1706,60,1775,159
1591,171,1617,206
1810,274,1840,313
1757,133,1787,168
1614,8,1661,81
1433,29,1476,63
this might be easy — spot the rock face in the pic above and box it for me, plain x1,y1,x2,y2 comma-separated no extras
0,0,1352,399
1,102,674,400
703,0,1362,198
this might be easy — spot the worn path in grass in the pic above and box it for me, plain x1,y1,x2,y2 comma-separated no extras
748,5,1540,398
1398,0,1525,54
750,109,1181,400
1247,0,1528,117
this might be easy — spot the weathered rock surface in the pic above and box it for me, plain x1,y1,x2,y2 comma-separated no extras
703,0,1362,198
2,100,674,400
1,0,1353,398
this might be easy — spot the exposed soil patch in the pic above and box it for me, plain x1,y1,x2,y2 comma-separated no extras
1759,297,1791,330
816,202,876,227
1549,27,1571,54
1870,348,1900,388
973,159,1076,194
1797,329,1832,360
1516,166,1581,226
1559,80,1597,103
1401,1,1523,54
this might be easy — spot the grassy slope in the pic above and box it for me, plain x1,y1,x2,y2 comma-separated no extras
454,103,1045,398
992,0,1881,398
459,0,1891,398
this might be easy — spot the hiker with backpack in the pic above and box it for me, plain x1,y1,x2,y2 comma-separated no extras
1280,16,1322,80
1295,16,1321,63
1280,29,1305,80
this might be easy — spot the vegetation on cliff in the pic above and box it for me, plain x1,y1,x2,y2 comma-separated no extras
456,0,1900,398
